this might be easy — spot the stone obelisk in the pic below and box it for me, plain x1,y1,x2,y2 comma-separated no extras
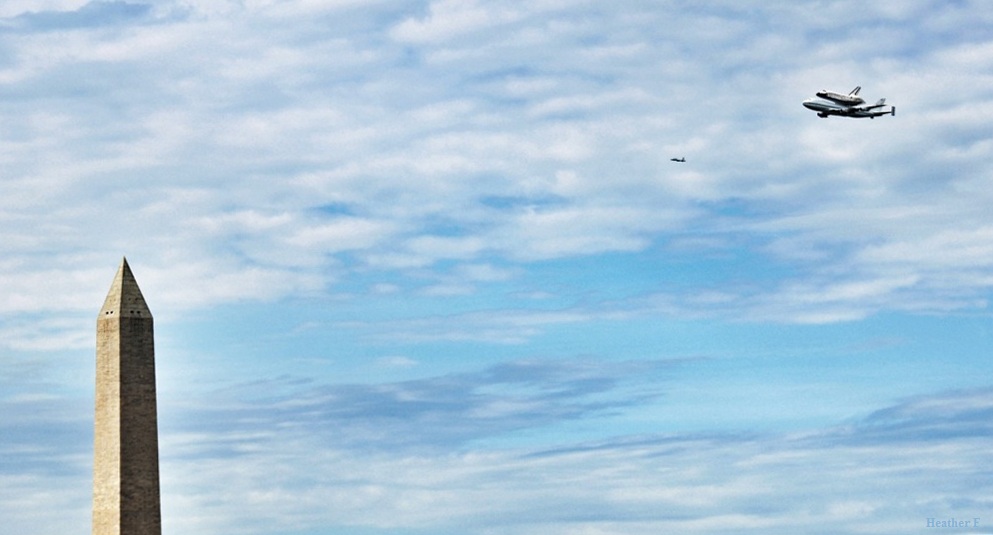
93,258,162,535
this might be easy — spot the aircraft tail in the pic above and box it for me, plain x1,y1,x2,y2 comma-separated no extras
875,98,885,105
850,86,861,96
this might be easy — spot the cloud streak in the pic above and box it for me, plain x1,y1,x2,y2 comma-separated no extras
3,353,991,535
152,378,993,535
169,357,682,453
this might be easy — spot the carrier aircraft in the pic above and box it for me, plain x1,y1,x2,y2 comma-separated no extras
803,86,895,118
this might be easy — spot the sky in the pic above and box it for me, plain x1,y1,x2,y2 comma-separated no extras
1,0,992,533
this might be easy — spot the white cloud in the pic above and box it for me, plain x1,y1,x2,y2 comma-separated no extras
389,0,527,44
285,217,398,252
1,4,992,531
860,226,993,269
0,2,86,17
0,0,989,326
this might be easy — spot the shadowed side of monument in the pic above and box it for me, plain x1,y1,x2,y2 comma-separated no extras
94,258,161,535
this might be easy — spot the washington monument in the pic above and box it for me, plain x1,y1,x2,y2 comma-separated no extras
93,258,162,535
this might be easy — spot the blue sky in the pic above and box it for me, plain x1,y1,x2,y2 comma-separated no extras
1,1,992,533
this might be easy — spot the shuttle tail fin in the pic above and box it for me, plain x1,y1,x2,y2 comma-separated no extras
850,86,861,96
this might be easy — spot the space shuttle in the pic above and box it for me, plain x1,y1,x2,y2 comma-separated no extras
815,86,865,106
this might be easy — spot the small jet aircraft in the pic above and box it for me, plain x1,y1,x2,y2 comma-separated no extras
803,86,895,119
670,157,685,162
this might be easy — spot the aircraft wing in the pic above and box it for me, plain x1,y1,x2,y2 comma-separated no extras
860,98,887,110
